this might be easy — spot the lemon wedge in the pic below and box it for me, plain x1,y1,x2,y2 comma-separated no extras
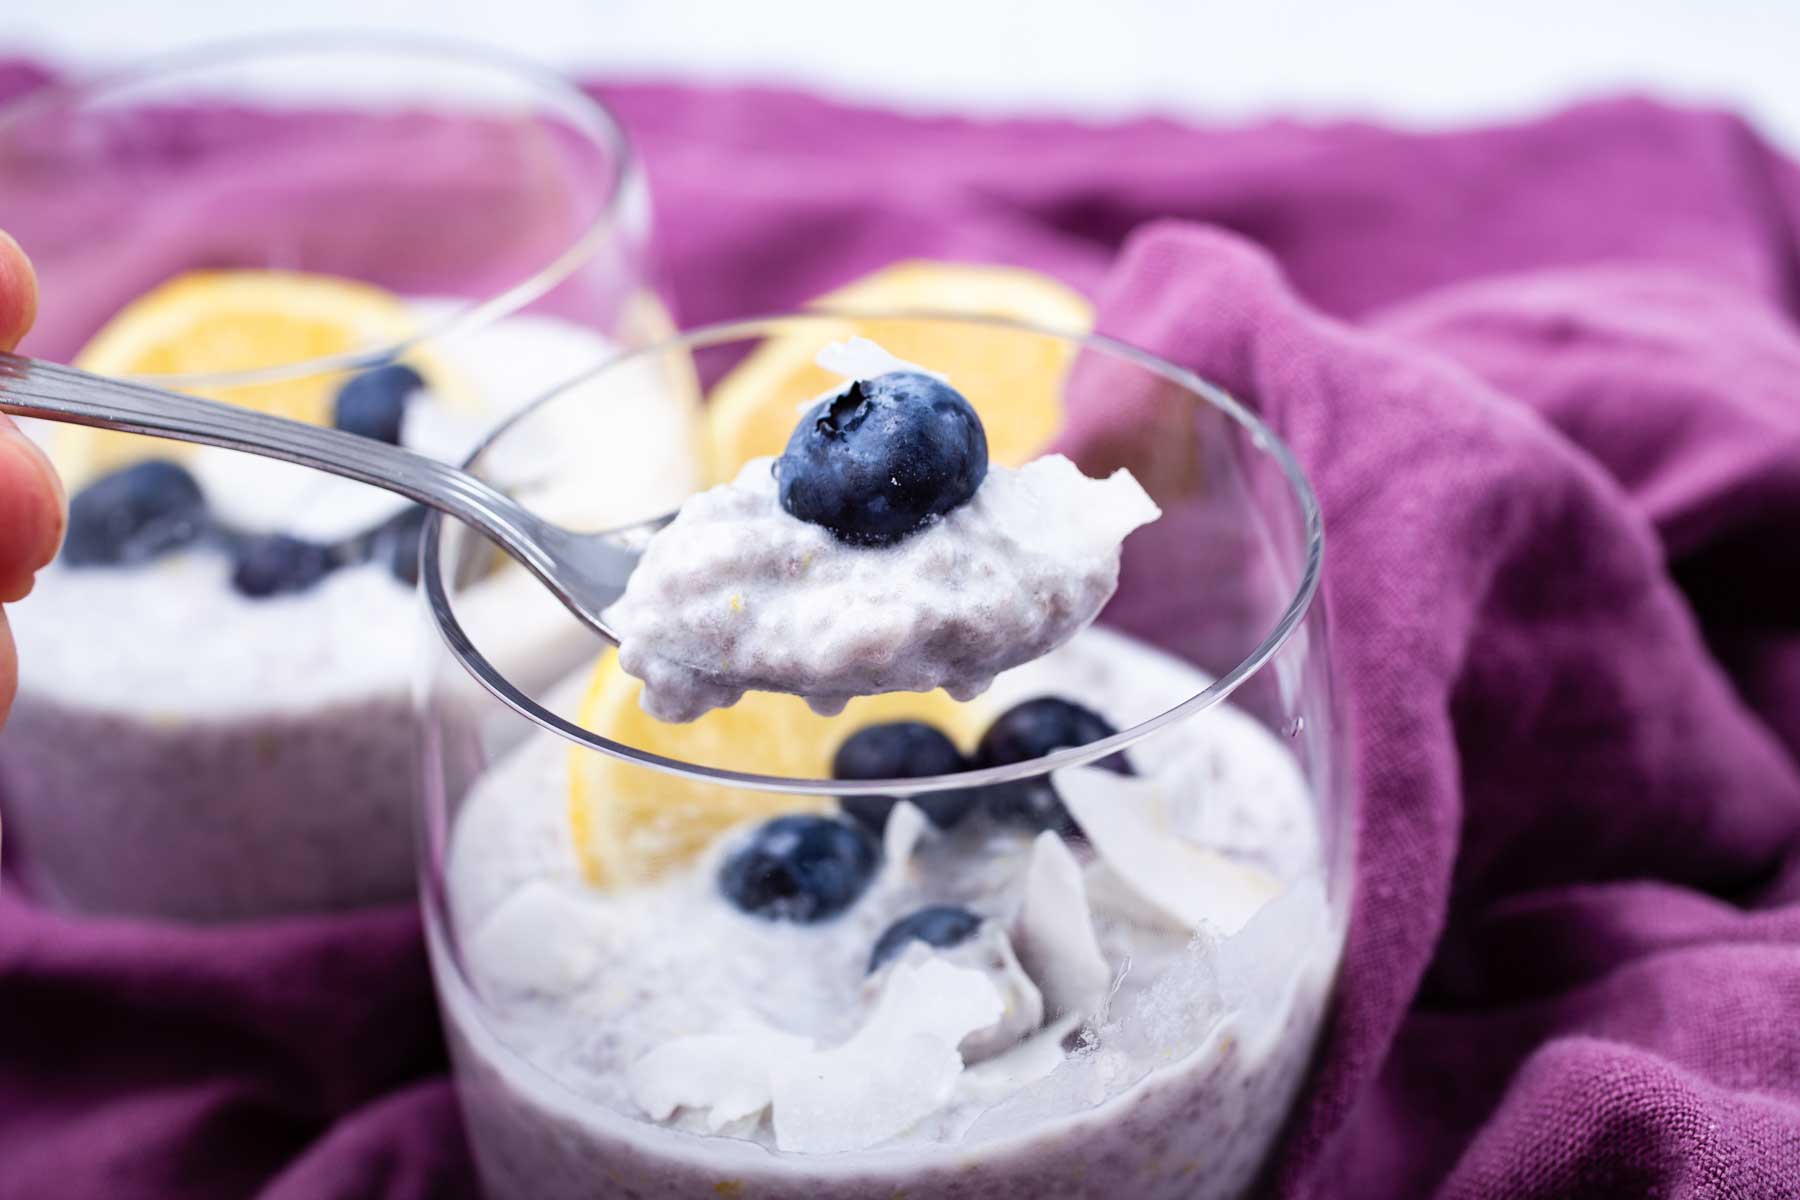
60,270,428,486
567,650,989,888
703,261,1091,482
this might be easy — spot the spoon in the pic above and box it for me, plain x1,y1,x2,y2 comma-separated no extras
0,352,664,642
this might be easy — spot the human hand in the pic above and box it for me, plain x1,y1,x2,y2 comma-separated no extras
0,231,66,728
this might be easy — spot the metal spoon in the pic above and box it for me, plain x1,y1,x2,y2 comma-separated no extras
0,352,662,641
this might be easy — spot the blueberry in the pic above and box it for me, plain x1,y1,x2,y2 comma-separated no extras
833,721,979,834
719,815,879,923
332,504,431,586
64,459,208,566
867,905,983,973
230,533,338,598
974,698,1132,838
374,505,430,587
776,371,987,546
332,363,425,445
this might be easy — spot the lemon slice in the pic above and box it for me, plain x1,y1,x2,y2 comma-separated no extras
704,261,1092,482
59,270,427,486
568,650,990,888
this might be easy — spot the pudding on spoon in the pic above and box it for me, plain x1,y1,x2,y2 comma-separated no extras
603,339,1162,722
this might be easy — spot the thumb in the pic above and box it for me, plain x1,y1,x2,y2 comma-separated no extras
0,229,37,352
0,230,65,599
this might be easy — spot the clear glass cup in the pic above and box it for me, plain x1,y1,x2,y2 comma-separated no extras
0,35,663,920
418,313,1349,1200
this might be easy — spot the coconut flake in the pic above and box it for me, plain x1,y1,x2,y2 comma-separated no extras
1011,832,1113,1020
1056,767,1280,937
978,454,1162,560
1083,858,1205,936
955,1013,1082,1107
814,336,948,388
466,881,611,996
878,800,931,885
769,956,1003,1153
873,921,1044,1062
627,1024,815,1131
1215,876,1331,1020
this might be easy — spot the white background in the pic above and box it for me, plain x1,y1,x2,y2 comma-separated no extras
5,0,1800,150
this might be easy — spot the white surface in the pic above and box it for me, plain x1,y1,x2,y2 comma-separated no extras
5,1,1800,150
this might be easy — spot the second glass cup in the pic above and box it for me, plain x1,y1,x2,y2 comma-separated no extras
0,36,662,920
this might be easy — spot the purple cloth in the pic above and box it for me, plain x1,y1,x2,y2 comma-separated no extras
4,63,1800,1198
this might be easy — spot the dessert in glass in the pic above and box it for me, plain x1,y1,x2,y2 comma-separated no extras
0,36,665,920
418,306,1347,1199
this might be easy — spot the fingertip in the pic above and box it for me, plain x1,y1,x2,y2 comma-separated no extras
0,607,15,731
0,230,39,352
0,429,65,600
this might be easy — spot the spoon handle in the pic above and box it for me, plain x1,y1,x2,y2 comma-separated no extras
0,351,555,580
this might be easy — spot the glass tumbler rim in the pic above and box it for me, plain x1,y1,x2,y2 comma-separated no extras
421,309,1326,797
0,30,641,390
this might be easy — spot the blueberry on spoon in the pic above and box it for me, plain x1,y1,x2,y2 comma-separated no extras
833,720,980,834
776,371,987,546
975,697,1132,838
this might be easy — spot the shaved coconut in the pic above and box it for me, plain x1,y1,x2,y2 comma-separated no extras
466,881,612,996
878,800,931,885
627,1025,814,1131
875,921,1044,1062
814,336,948,389
1215,877,1332,1020
770,957,1002,1153
844,953,1003,1064
771,1036,959,1153
976,454,1162,560
956,1013,1082,1107
1012,832,1113,1020
1082,860,1191,935
1056,767,1280,936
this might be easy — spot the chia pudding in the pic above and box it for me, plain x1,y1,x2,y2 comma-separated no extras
431,345,1339,1196
606,341,1160,723
0,304,696,921
434,626,1343,1200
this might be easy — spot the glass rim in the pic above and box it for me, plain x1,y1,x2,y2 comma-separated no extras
421,309,1326,797
0,30,640,389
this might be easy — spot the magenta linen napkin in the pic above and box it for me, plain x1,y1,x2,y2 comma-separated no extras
3,63,1800,1199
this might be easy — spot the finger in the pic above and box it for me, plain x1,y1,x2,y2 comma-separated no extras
0,607,15,730
0,230,62,598
0,428,63,602
0,229,37,353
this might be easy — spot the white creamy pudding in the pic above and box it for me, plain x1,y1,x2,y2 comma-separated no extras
607,453,1159,723
606,341,1160,722
437,627,1344,1200
0,300,696,920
